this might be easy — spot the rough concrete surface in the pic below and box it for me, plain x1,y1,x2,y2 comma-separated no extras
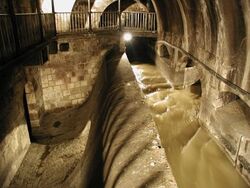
7,51,177,188
9,122,90,188
88,53,177,188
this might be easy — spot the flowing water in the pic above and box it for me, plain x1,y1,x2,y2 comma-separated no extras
131,63,249,188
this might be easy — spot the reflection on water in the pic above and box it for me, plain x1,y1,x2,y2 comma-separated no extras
131,63,248,188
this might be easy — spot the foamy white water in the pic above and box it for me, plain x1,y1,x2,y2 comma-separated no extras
131,63,248,188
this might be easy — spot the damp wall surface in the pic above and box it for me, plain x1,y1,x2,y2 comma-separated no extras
126,33,249,184
0,65,30,188
0,34,120,187
24,35,121,129
128,0,250,180
0,42,52,188
63,52,177,188
59,47,118,187
152,0,249,90
153,40,250,184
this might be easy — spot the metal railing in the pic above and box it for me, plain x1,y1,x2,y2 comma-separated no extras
0,11,157,64
122,11,157,32
55,12,89,33
93,11,118,30
55,11,157,33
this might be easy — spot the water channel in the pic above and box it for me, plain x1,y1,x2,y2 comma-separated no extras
130,61,248,188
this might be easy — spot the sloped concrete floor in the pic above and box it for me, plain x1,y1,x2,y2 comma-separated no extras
31,103,92,144
88,53,177,188
9,122,90,188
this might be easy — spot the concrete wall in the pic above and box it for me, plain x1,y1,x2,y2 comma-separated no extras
0,66,30,188
25,66,45,128
63,48,177,188
62,48,112,188
24,35,120,129
152,0,250,96
149,0,250,183
0,34,120,187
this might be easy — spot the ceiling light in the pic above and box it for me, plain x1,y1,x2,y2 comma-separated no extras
123,32,132,41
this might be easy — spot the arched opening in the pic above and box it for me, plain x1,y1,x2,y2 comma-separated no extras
125,36,156,64
185,57,195,67
190,80,202,97
157,44,170,58
42,0,75,12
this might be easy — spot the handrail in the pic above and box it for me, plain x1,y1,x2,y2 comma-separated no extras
54,11,157,33
156,40,250,96
15,13,39,16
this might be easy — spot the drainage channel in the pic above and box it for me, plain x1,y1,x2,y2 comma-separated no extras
130,61,249,188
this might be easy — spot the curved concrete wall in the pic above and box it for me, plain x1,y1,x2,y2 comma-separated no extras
152,0,249,94
150,0,250,183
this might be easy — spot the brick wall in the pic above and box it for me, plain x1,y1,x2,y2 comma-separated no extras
39,59,100,111
24,35,119,127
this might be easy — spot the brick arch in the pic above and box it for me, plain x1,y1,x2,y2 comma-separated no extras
102,0,148,13
71,0,96,12
91,0,153,13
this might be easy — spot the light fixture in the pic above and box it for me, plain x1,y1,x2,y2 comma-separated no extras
123,32,132,41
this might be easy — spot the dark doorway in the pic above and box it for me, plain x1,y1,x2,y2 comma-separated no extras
125,36,156,64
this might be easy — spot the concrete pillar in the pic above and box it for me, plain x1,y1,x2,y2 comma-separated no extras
36,0,45,41
118,0,121,30
51,0,57,34
88,0,92,31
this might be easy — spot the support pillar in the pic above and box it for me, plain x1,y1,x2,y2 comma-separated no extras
118,0,121,31
36,0,45,41
88,0,92,31
51,0,57,35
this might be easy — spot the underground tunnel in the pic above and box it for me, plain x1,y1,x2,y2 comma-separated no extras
0,0,250,188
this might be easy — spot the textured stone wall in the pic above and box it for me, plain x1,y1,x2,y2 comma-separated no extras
152,0,250,95
41,36,119,111
150,0,250,184
39,60,101,112
24,35,120,127
25,67,45,128
0,66,30,188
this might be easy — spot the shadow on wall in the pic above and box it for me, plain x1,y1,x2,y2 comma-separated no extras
22,89,33,141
